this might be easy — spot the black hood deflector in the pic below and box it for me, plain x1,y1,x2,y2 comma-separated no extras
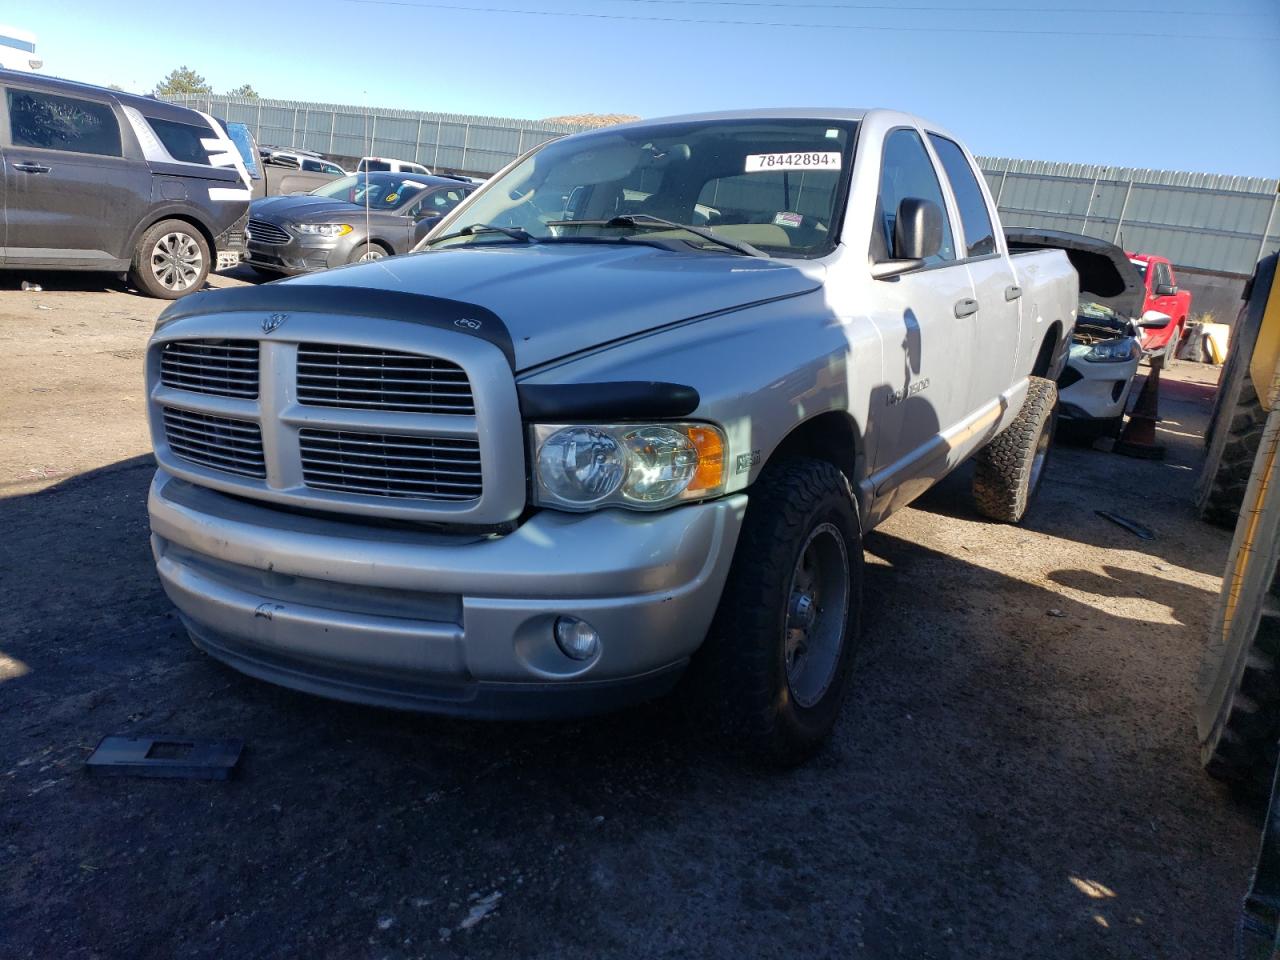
155,283,515,367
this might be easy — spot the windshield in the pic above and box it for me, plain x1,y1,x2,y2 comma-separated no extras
425,118,858,258
311,173,429,210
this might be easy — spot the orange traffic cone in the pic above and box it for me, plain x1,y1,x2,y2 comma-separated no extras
1115,354,1167,460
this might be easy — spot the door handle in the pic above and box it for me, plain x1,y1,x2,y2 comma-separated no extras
954,298,979,318
12,161,50,174
1005,284,1022,301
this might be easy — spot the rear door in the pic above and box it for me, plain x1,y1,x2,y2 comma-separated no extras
927,132,1020,412
1,83,150,265
865,127,976,496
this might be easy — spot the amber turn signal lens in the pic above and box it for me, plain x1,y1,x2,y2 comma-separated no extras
686,425,725,492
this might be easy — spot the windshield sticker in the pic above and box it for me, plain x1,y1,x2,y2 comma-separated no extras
773,211,803,228
385,193,399,203
745,152,841,173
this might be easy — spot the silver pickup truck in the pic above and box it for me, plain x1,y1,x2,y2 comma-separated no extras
145,109,1109,763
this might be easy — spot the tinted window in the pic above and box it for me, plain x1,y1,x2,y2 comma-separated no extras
147,116,213,165
874,128,955,265
322,162,343,175
360,159,391,172
7,89,121,157
928,134,996,257
1154,261,1173,288
302,158,322,172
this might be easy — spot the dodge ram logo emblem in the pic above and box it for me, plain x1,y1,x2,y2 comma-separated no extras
262,313,288,333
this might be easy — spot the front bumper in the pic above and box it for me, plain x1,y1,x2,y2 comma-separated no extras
148,471,746,718
1057,355,1139,421
244,228,352,275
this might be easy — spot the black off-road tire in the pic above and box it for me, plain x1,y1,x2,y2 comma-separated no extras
972,376,1058,524
696,458,864,766
128,219,211,300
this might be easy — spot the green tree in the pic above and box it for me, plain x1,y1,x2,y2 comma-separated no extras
153,66,212,97
227,84,259,99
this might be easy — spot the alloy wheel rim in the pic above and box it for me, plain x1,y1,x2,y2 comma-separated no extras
150,233,203,291
358,247,385,261
783,522,850,709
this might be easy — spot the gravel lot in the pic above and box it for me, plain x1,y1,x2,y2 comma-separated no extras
0,269,1259,959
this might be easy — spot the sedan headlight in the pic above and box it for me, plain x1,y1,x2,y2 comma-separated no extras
294,222,353,237
1084,338,1140,362
532,422,726,511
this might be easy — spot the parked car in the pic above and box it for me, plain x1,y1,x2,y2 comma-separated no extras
146,108,1126,763
357,155,430,175
0,69,251,297
1129,252,1192,357
244,171,473,275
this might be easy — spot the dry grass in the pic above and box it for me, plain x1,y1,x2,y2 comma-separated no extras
542,113,641,129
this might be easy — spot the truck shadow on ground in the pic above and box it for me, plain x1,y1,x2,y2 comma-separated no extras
0,451,1256,960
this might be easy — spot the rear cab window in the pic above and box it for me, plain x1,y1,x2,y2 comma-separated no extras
927,133,997,257
146,116,214,165
6,87,121,156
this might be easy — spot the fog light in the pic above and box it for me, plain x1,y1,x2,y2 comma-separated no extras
554,617,600,661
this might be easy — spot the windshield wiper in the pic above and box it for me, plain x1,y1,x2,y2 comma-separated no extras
548,215,768,258
424,223,536,246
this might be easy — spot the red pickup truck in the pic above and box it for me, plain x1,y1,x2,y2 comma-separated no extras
1128,253,1192,357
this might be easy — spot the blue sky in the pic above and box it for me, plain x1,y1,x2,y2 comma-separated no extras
15,0,1280,176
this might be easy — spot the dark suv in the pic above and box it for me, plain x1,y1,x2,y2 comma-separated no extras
0,70,252,298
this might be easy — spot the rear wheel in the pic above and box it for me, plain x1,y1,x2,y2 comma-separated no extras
129,219,210,299
697,458,863,766
972,376,1058,524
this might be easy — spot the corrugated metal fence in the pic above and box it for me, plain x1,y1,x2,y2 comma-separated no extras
169,95,1279,278
167,93,580,179
977,157,1279,278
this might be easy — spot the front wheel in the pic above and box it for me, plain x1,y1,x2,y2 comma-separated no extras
129,219,211,299
697,458,864,766
349,242,388,264
972,376,1057,524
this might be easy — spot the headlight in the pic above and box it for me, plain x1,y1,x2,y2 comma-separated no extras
532,422,726,511
294,222,353,237
1084,338,1139,362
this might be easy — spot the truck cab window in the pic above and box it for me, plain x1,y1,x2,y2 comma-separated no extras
874,128,955,265
927,133,996,257
7,89,121,157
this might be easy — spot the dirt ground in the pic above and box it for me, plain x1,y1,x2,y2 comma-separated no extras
0,270,1259,959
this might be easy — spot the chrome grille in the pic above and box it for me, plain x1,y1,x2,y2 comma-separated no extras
296,344,475,415
162,409,265,479
299,429,482,501
247,218,290,245
160,339,259,399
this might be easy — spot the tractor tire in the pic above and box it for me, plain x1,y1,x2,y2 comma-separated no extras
972,376,1058,524
1199,406,1280,790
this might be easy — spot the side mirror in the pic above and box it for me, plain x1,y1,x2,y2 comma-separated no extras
1154,282,1177,296
414,209,442,222
1138,310,1172,330
872,197,942,279
894,197,943,261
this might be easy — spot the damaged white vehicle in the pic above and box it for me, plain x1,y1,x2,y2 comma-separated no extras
1007,230,1165,440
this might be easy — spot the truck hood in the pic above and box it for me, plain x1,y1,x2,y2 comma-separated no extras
280,244,823,370
1005,228,1144,319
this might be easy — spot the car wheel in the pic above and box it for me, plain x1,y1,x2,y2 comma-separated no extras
349,242,388,264
972,376,1058,524
696,457,863,766
129,219,211,299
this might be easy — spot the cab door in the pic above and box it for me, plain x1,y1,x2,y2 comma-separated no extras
864,127,976,509
1,83,150,266
926,132,1021,413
